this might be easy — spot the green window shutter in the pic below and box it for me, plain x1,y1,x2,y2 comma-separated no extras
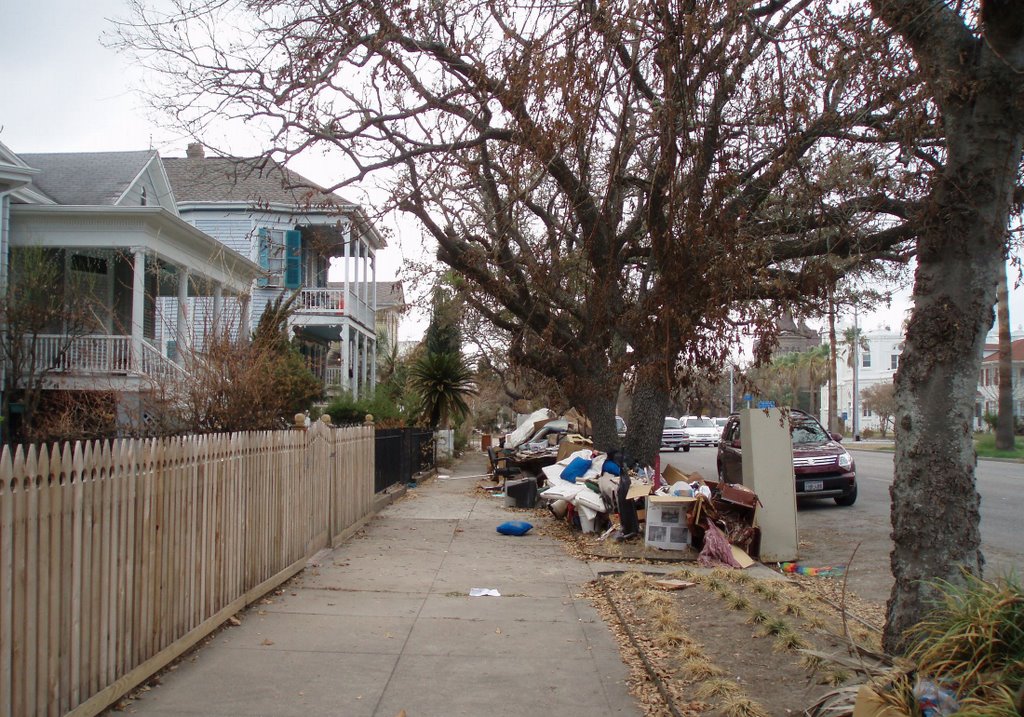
257,227,270,287
284,229,302,290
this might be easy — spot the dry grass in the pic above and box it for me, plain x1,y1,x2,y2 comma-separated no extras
718,695,770,717
773,631,810,652
681,657,725,680
725,592,751,611
694,678,742,700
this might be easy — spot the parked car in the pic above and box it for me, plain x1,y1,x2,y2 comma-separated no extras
716,410,857,506
680,416,721,447
616,416,627,438
661,417,690,452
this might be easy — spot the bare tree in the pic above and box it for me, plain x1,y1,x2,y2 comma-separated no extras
0,247,94,444
116,0,1011,645
861,381,896,437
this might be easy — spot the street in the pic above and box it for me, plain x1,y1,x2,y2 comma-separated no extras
662,445,1021,606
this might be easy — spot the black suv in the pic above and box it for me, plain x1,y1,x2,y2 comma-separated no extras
716,410,857,506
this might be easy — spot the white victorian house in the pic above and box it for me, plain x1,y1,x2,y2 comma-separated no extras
820,327,904,434
162,144,386,398
0,142,260,434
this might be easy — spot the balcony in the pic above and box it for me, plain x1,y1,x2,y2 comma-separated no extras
294,287,375,332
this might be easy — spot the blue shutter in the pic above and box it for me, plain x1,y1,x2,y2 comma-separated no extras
257,227,270,287
284,229,302,289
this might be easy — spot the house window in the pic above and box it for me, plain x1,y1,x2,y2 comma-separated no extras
862,405,872,417
862,353,871,368
890,354,899,370
257,228,302,289
141,186,147,206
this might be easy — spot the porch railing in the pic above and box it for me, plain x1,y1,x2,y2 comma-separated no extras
296,287,375,329
325,366,345,388
28,334,186,384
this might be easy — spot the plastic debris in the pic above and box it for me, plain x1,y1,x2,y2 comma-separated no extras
469,588,501,597
779,562,846,577
914,679,959,716
496,520,533,535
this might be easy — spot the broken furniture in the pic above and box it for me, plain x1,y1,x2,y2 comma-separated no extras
487,446,522,489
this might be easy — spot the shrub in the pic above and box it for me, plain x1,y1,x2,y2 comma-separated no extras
324,386,409,426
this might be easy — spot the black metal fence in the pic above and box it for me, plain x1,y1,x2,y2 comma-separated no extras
374,428,435,492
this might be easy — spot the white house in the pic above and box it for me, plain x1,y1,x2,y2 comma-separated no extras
821,327,904,434
1,142,260,433
162,144,387,398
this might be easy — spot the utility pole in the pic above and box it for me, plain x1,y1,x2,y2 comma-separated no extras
729,364,734,413
852,304,861,441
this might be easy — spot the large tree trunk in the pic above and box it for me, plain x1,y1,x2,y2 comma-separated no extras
996,266,1016,450
563,360,622,452
885,113,1022,651
624,363,672,467
583,385,621,452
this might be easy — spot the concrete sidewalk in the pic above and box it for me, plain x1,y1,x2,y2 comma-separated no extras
120,451,641,717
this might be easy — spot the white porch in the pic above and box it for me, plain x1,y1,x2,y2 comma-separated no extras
9,205,261,392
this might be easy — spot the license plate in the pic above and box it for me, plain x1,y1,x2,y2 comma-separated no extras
805,480,824,492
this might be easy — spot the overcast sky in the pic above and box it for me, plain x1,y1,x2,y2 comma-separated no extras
3,0,1023,344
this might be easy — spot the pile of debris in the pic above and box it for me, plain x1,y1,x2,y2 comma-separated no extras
533,447,760,567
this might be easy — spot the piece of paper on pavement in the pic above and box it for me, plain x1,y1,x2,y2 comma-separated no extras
468,588,501,597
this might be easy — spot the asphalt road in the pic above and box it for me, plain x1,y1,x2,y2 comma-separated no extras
661,445,1021,607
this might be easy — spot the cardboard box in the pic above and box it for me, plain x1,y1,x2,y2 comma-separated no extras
662,464,690,484
645,495,696,550
852,685,909,717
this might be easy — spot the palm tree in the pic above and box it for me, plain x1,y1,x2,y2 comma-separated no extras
409,351,476,429
800,344,831,417
841,326,870,371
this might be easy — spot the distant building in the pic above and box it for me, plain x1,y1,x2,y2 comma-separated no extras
978,337,1024,425
822,327,903,433
775,312,821,355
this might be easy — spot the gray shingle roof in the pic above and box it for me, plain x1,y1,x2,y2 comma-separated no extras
19,151,157,205
163,156,354,210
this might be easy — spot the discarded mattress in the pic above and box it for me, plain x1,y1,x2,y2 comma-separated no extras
504,408,556,448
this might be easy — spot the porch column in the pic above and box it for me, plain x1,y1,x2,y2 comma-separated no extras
176,268,190,363
341,323,350,396
364,333,372,397
371,335,377,390
240,294,252,343
131,248,146,370
355,239,362,313
343,224,350,316
350,331,359,398
212,283,223,336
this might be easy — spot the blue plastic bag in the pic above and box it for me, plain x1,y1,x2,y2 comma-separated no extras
497,520,533,536
560,456,593,483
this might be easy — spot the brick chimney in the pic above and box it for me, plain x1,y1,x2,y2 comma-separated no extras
186,142,205,159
